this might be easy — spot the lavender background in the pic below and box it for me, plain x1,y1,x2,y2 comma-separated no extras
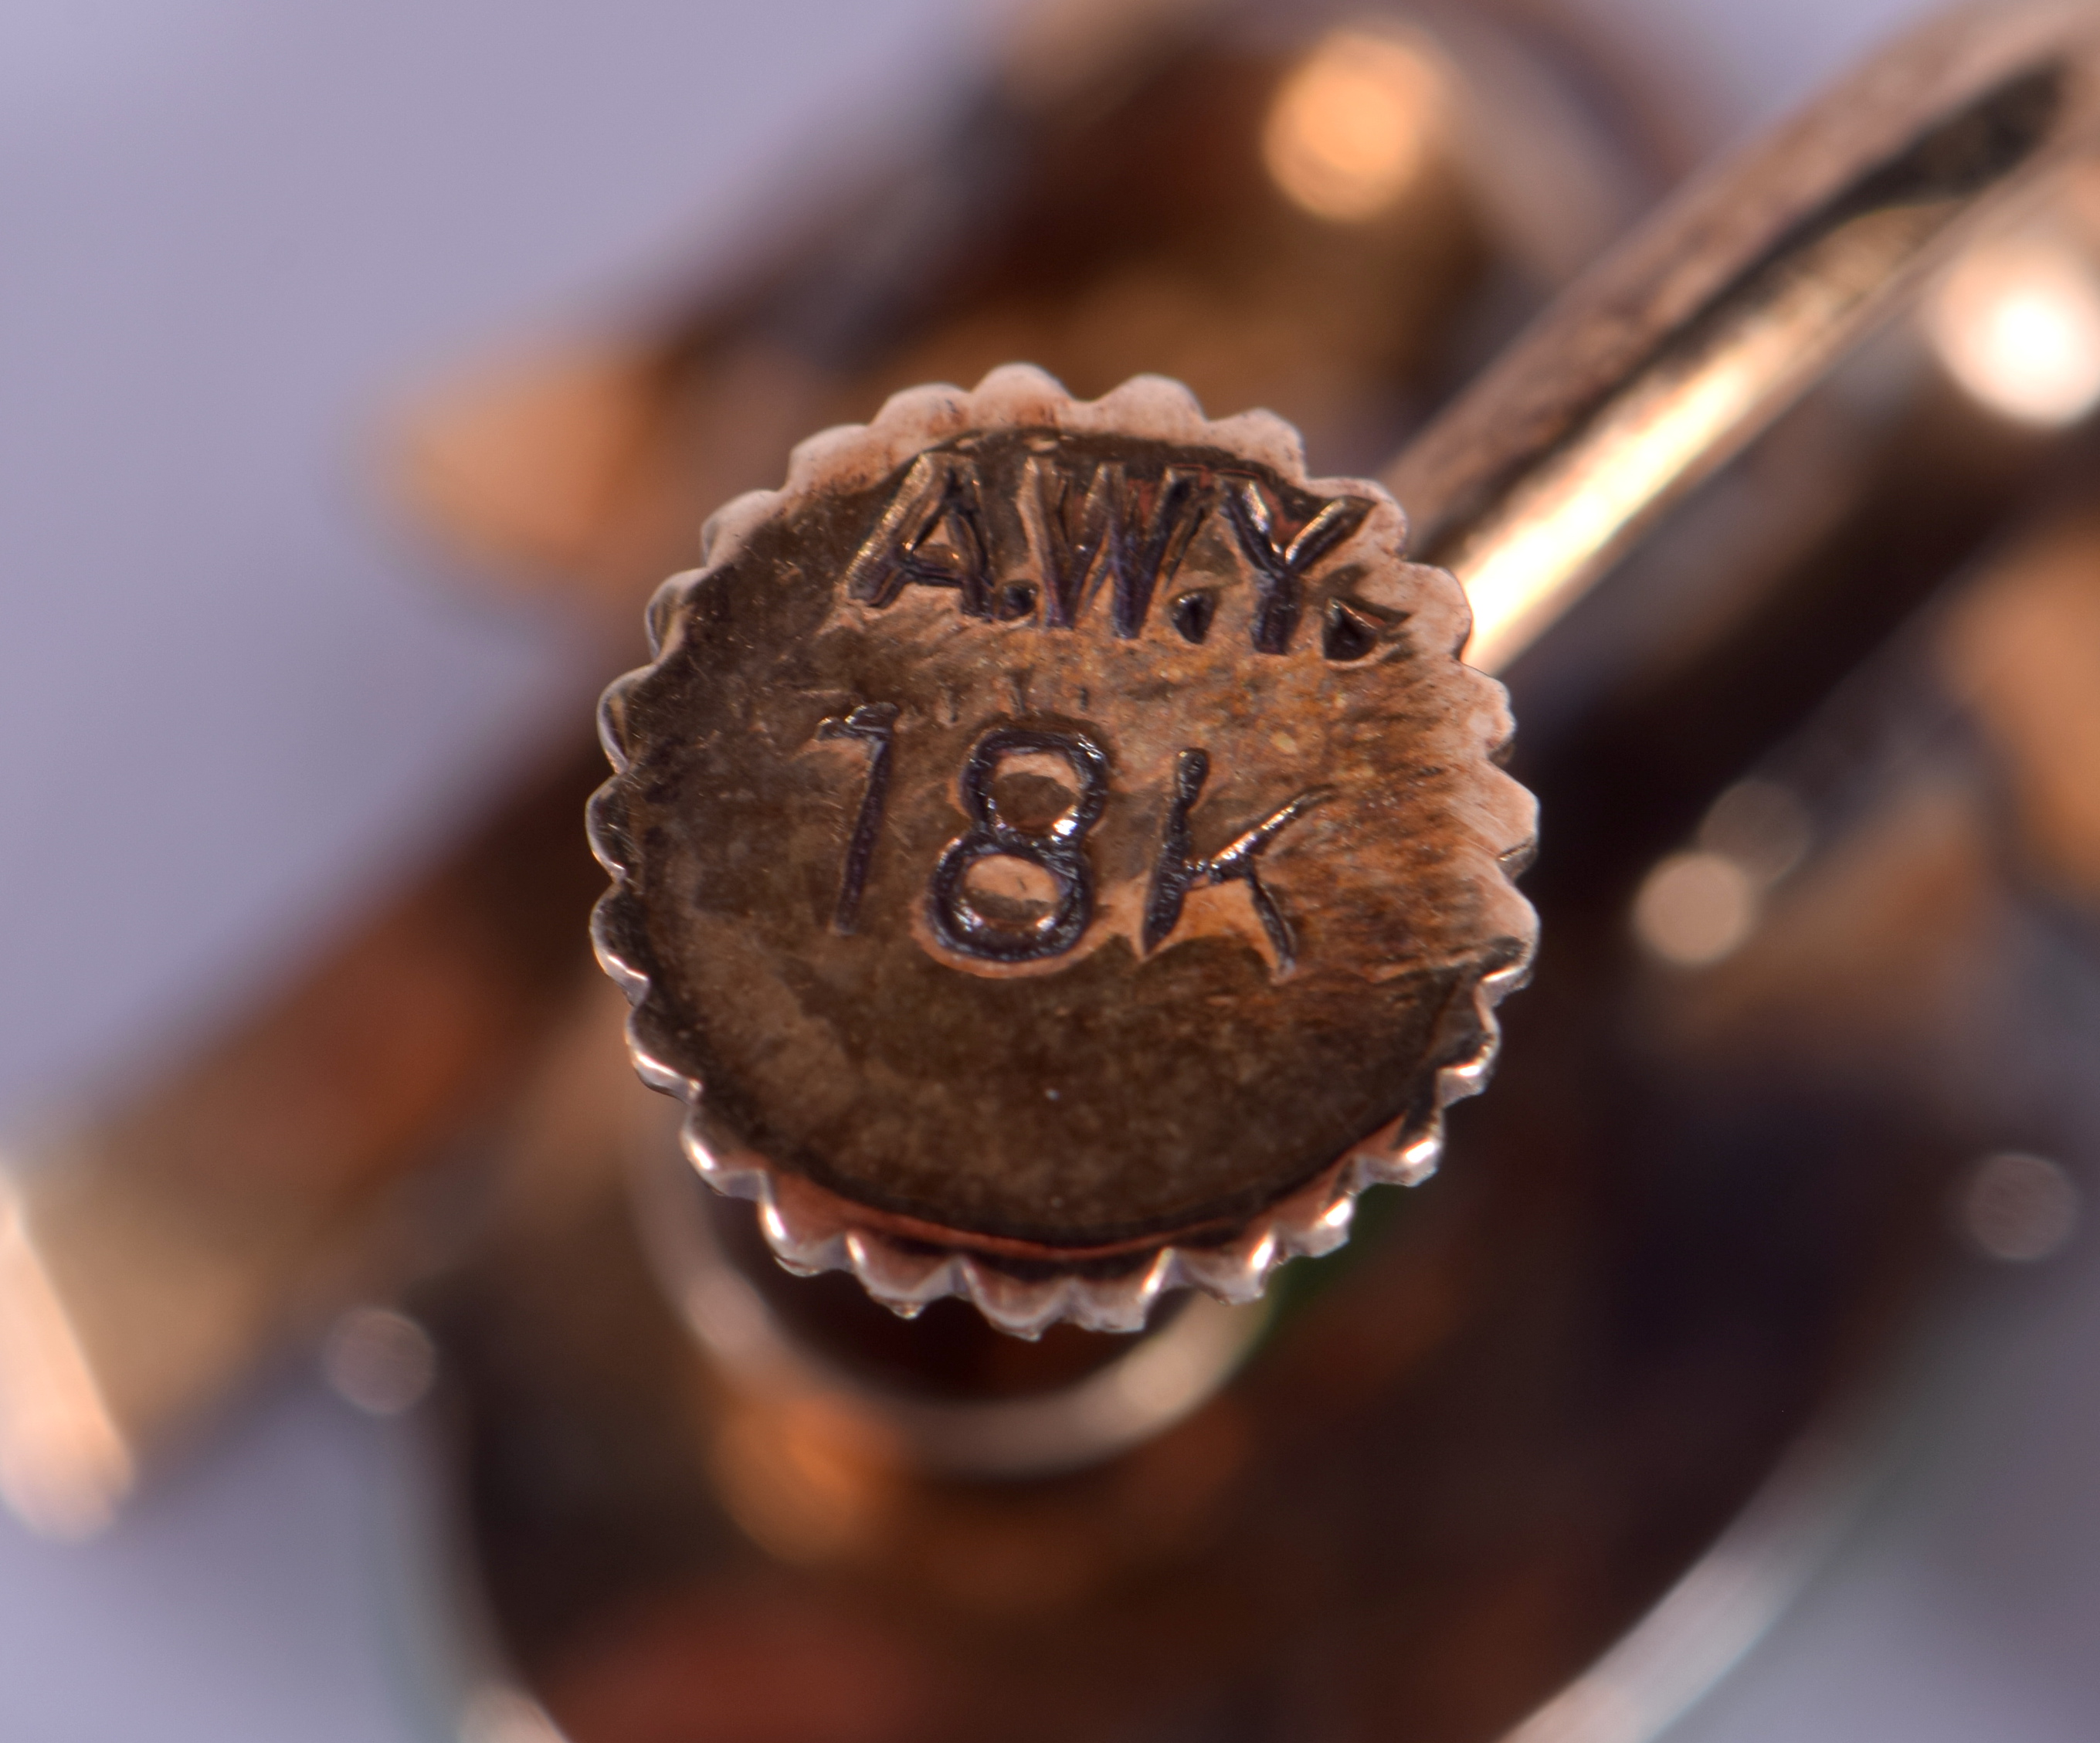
5,1,2095,1737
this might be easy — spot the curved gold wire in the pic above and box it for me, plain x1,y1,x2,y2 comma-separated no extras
1386,1,2100,673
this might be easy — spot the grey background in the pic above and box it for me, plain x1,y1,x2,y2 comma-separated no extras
6,0,2094,1738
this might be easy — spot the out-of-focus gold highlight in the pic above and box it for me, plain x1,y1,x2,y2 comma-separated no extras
1928,227,2100,426
0,1174,134,1539
1632,782,1813,969
1941,504,2100,899
710,1395,904,1566
1262,29,1446,223
1634,852,1759,968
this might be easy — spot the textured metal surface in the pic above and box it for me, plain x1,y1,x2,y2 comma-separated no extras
592,367,1537,1332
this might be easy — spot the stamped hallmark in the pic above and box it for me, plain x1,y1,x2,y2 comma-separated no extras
1143,749,1328,973
842,443,1369,655
591,366,1537,1333
813,702,897,934
805,425,1389,980
819,709,1328,973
